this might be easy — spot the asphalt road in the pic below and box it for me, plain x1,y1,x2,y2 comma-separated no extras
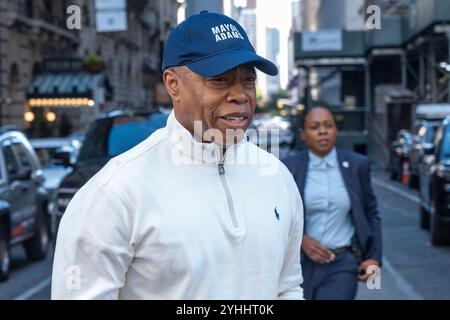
1,170,449,300
0,243,53,300
356,171,450,299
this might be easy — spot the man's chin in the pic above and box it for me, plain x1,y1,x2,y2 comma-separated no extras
206,130,245,147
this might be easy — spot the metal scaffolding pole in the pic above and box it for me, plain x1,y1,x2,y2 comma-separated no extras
419,50,425,100
365,60,372,113
429,42,437,102
301,66,312,109
0,0,4,126
401,52,407,88
448,31,450,103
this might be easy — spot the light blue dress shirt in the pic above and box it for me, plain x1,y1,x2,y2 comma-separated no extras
304,148,355,249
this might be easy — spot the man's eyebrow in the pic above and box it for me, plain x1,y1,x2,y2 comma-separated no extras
239,64,255,72
205,64,257,79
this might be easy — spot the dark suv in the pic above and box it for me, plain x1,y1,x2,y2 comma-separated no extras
390,129,412,181
408,120,439,189
55,111,169,229
0,127,50,281
419,117,450,245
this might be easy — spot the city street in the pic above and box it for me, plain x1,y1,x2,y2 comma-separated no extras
1,170,449,300
356,171,450,300
1,0,449,302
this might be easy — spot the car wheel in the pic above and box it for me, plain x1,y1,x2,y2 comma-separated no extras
420,205,430,230
0,233,10,282
389,169,397,180
430,198,450,246
390,156,400,180
23,210,50,261
389,163,398,180
409,173,419,189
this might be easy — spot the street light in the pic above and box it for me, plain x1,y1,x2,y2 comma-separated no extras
24,111,35,123
46,111,56,122
439,61,450,73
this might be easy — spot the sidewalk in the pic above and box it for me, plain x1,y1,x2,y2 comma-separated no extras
356,257,422,300
356,170,423,300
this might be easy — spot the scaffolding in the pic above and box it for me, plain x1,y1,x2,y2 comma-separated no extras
294,0,450,164
406,27,450,104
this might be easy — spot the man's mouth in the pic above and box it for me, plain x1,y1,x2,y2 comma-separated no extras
221,116,247,121
218,113,250,129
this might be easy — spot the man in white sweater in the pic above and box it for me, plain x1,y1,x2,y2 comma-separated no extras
52,11,304,300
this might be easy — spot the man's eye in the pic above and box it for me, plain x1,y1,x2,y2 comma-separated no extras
211,77,228,82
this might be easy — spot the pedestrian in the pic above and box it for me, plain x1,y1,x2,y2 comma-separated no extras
283,105,382,300
51,11,305,300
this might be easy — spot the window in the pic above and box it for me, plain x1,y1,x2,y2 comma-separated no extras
44,0,53,14
333,110,366,132
439,126,450,160
2,144,20,180
108,117,157,156
77,114,168,163
424,125,438,144
12,142,33,172
9,63,21,101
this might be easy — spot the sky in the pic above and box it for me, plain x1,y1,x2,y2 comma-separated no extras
256,0,294,89
178,0,295,89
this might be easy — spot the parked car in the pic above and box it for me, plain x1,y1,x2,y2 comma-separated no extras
389,129,412,181
30,137,84,237
0,127,50,281
418,116,450,245
30,137,82,190
408,104,450,189
248,113,295,159
408,121,439,189
54,111,169,231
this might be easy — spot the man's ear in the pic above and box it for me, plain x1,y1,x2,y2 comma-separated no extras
163,68,181,102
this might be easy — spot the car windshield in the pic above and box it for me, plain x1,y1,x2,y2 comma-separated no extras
35,146,74,167
439,125,450,160
424,125,438,144
77,113,168,164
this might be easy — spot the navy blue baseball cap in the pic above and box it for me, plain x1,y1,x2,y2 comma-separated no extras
162,11,278,77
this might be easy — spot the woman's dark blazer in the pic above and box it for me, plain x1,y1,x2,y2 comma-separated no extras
283,149,382,263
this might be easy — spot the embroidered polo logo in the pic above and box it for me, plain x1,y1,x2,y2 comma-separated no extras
274,207,280,221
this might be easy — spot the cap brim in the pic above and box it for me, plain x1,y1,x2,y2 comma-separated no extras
186,48,278,77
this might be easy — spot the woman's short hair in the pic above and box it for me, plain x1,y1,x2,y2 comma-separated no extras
300,105,336,129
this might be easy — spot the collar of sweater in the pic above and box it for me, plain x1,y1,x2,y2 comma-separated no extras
166,111,247,166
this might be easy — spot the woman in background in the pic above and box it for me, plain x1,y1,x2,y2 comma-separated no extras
283,105,382,300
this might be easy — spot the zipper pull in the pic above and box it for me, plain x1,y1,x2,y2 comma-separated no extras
218,162,225,175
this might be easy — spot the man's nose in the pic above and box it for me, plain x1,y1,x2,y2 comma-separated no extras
227,81,249,105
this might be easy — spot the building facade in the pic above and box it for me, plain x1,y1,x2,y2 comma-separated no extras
185,0,223,18
288,0,302,101
265,27,280,96
236,0,257,48
0,0,178,136
301,0,365,31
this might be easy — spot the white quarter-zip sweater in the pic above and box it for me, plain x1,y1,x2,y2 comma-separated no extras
52,111,304,300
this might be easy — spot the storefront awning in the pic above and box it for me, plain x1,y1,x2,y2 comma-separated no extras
26,71,113,108
27,72,102,98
